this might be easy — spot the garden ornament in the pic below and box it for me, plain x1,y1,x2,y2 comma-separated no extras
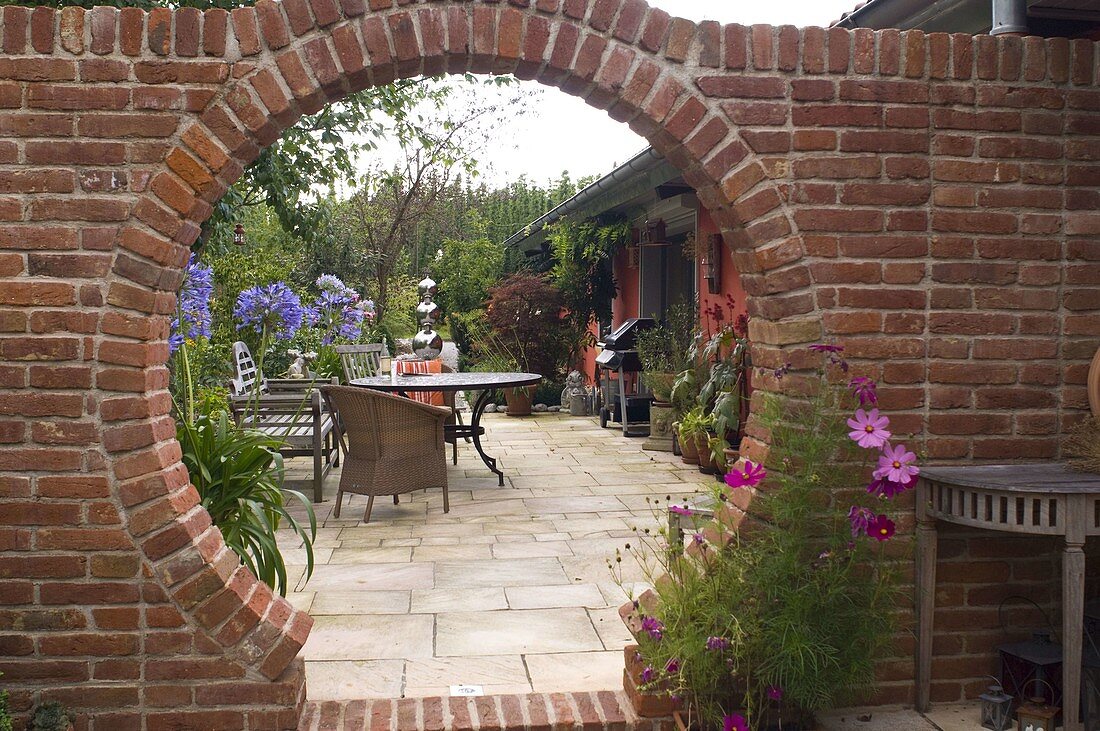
412,322,444,360
416,292,441,326
418,275,438,298
287,349,307,379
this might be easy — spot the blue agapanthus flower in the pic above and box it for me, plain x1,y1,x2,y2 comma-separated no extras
311,274,365,344
235,282,305,341
169,254,214,354
315,274,358,301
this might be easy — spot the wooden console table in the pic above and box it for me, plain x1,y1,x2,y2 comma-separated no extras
916,464,1100,731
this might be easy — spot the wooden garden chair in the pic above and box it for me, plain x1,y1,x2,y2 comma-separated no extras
228,341,339,503
336,343,385,382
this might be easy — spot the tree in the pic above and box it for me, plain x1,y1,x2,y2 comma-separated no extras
310,82,530,325
202,78,474,254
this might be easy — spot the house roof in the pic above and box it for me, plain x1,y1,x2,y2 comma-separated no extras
502,146,683,251
831,0,1100,36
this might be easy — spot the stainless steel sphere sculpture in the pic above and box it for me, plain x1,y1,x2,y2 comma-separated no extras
412,275,444,361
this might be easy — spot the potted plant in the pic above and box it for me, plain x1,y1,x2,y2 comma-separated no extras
697,322,750,467
676,406,704,465
26,702,74,731
695,411,718,474
635,304,695,404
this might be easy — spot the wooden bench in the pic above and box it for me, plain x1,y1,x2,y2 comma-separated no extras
229,341,340,503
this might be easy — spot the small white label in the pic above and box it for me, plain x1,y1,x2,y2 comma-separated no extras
450,685,484,697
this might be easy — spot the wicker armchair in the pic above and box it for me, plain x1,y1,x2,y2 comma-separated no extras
321,385,451,522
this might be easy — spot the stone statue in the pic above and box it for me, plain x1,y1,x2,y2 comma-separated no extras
287,349,307,379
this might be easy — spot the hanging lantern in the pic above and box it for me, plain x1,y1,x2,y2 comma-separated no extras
233,223,246,247
1016,680,1059,731
638,219,667,247
979,678,1014,731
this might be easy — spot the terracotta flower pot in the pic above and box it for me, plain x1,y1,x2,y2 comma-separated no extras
678,428,700,464
696,434,717,474
645,372,676,403
504,385,536,416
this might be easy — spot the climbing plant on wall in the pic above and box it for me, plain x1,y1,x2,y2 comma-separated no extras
544,214,630,352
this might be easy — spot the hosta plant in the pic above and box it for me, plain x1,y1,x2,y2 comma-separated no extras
177,411,316,596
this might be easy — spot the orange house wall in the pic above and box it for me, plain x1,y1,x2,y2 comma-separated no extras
580,206,745,385
697,207,749,333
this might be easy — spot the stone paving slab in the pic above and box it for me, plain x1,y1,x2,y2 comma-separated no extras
283,412,709,700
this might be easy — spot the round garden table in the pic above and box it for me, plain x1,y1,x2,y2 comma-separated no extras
350,371,542,486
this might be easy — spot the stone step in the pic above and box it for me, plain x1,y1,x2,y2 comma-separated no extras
298,691,672,731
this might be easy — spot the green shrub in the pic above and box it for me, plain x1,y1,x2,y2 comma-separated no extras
177,412,316,596
533,381,563,407
0,673,11,731
634,302,696,376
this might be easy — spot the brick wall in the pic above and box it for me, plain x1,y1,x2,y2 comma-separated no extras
0,0,1098,725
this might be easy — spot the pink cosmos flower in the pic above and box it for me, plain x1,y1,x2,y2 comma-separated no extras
665,659,680,674
692,532,706,546
641,666,654,684
706,636,729,652
849,376,878,406
867,472,918,499
848,506,875,538
723,714,749,731
871,514,896,541
874,443,920,484
669,505,694,517
767,685,784,701
847,408,891,449
640,616,664,641
725,461,767,489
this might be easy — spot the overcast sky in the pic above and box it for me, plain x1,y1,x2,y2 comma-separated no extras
359,0,858,188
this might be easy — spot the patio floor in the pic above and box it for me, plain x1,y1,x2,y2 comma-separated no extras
279,412,714,701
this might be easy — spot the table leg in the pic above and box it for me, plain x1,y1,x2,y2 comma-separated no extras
915,480,938,713
471,387,504,487
1065,494,1087,731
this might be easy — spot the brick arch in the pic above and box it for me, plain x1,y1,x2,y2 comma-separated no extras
3,0,1100,726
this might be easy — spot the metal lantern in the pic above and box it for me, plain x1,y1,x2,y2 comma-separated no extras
1016,681,1059,731
701,233,723,295
233,223,246,246
980,679,1014,731
1000,631,1063,710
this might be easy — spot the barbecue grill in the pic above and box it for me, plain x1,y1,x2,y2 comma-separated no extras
595,318,655,437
